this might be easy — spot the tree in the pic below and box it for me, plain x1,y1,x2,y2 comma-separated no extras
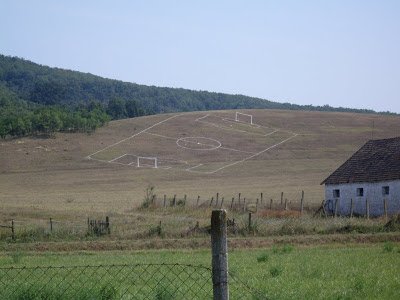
107,98,127,120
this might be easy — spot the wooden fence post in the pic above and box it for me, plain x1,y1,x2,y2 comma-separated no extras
50,218,53,233
220,197,224,208
300,191,304,215
197,196,200,207
334,199,338,218
163,195,167,208
248,212,252,232
243,198,246,212
106,216,110,234
384,199,388,220
173,195,177,207
211,210,229,300
238,193,241,206
216,193,219,207
230,197,234,209
11,220,15,240
281,192,283,205
270,199,273,210
260,193,263,205
350,198,354,218
366,199,369,219
87,217,90,232
210,197,214,207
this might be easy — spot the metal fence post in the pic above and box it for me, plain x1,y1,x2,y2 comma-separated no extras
211,210,229,300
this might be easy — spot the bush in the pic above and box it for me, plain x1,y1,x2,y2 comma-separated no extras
141,184,156,209
256,253,269,263
272,244,294,254
270,266,283,278
383,241,394,253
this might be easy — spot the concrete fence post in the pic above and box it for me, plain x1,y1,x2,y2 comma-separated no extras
211,210,229,300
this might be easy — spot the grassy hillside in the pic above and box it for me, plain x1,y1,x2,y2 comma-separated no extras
1,109,399,217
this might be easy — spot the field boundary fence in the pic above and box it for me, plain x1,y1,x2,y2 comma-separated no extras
149,190,322,214
0,263,263,299
0,210,266,299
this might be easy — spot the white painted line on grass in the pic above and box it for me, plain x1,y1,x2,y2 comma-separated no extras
108,153,128,163
219,147,256,154
263,130,278,137
207,133,298,174
186,164,203,171
145,132,177,140
86,114,181,158
195,114,210,121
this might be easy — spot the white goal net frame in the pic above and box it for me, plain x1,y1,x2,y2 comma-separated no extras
235,112,253,125
137,156,158,168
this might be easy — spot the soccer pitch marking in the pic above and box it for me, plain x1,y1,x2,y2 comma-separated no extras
195,114,279,137
87,113,298,173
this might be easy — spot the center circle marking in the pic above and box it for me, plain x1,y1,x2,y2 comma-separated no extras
176,137,222,150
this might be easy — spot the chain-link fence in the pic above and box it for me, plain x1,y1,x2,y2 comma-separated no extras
0,263,264,299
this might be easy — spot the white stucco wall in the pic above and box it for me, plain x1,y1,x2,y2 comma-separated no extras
324,180,400,216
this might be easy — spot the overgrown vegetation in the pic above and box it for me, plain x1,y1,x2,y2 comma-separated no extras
141,184,157,209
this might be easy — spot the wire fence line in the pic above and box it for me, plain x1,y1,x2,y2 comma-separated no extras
0,263,264,299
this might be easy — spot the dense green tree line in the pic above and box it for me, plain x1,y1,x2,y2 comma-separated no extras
2,54,394,116
0,84,111,138
0,102,110,139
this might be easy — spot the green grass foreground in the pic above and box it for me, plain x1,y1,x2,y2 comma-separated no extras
0,243,399,299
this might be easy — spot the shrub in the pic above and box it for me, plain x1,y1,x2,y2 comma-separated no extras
272,244,294,254
141,184,156,209
270,266,283,277
256,253,269,263
383,241,394,252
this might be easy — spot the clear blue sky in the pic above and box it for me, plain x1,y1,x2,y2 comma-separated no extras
1,1,399,113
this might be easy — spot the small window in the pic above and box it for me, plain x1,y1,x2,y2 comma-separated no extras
333,189,340,198
356,188,364,197
382,186,390,195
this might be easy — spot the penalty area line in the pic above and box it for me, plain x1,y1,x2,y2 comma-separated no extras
108,153,128,163
208,133,298,174
86,114,181,159
186,164,203,171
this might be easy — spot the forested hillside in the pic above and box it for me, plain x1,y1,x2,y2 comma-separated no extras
0,54,392,138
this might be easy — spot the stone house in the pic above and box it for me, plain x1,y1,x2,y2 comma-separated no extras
321,137,400,217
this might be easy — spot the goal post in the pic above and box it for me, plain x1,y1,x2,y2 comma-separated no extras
235,112,253,125
137,156,158,168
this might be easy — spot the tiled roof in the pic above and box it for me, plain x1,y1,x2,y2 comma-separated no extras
322,137,400,185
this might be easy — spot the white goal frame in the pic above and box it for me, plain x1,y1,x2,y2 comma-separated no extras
235,112,253,125
137,156,158,168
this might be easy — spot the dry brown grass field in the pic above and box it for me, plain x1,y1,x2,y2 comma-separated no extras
0,109,400,242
